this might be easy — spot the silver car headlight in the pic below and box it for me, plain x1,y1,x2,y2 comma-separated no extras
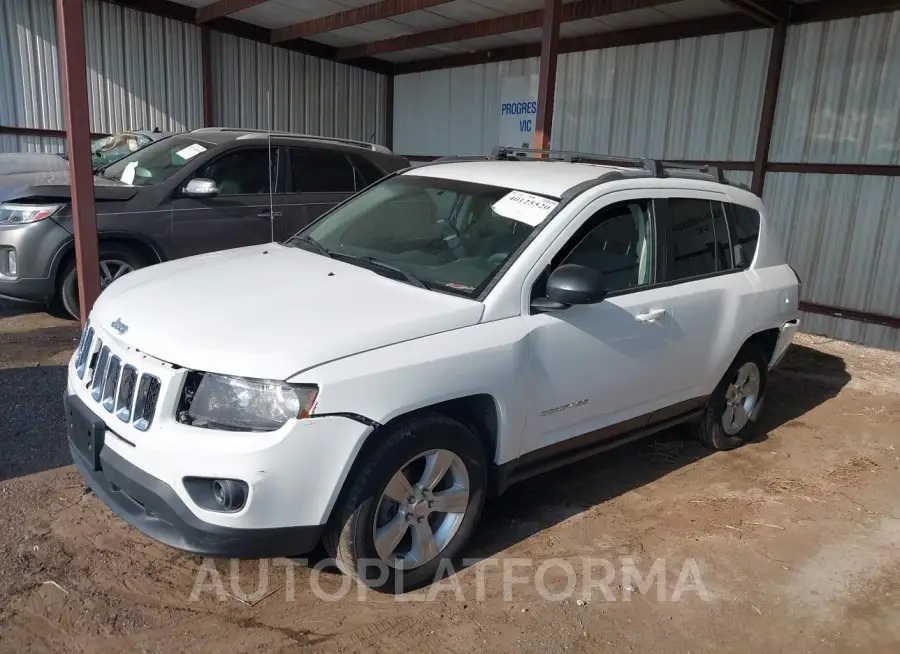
177,372,318,432
0,203,62,225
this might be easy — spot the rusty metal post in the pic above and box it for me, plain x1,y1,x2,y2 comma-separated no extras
201,27,214,127
533,0,562,150
751,21,787,197
56,0,100,324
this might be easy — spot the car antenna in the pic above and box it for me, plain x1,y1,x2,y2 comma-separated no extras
267,89,275,244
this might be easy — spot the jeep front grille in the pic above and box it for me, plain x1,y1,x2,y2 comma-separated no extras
75,324,160,432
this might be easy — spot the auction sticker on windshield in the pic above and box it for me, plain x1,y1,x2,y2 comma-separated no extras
491,191,559,226
175,143,207,160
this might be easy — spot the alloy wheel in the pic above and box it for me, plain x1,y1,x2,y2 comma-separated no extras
372,449,471,570
722,361,761,435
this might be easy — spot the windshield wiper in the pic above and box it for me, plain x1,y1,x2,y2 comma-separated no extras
295,235,333,258
332,253,428,289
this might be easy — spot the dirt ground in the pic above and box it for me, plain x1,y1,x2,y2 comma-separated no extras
1,305,899,653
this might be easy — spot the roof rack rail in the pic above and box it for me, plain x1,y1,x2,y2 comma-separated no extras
493,146,645,168
491,145,735,187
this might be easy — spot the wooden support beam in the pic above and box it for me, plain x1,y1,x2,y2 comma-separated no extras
272,0,455,43
534,0,562,150
197,0,267,23
56,0,100,324
337,0,680,60
751,20,786,196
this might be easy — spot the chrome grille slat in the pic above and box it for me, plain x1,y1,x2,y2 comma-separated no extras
85,337,103,386
116,365,138,422
75,327,94,379
75,323,161,432
101,355,121,412
90,346,111,401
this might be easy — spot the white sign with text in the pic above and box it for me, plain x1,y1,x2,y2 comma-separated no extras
499,75,539,149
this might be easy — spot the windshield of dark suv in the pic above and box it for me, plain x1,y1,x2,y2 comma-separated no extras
99,136,212,186
287,175,560,297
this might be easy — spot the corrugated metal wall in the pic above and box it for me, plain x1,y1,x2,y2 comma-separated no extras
764,12,900,349
0,0,387,150
210,32,386,144
764,173,900,350
0,0,202,138
771,13,900,166
82,0,204,134
394,29,771,160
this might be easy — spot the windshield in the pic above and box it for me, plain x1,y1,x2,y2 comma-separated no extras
100,136,210,186
90,133,146,166
288,175,560,297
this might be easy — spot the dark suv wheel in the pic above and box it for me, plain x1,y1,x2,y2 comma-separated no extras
58,245,146,320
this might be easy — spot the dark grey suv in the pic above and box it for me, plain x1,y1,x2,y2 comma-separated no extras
0,128,409,318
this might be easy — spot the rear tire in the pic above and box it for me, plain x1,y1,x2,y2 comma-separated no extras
323,414,487,594
57,245,146,320
695,344,769,451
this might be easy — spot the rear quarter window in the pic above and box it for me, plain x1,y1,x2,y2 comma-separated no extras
727,203,761,268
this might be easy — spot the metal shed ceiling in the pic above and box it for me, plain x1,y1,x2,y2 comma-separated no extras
164,0,815,64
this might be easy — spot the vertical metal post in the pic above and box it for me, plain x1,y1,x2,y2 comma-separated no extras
201,27,214,127
56,0,99,324
533,0,562,150
385,74,395,150
751,21,787,197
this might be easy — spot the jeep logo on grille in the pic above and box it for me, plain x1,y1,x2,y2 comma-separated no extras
110,318,129,335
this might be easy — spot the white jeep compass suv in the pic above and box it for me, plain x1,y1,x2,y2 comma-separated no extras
65,147,800,592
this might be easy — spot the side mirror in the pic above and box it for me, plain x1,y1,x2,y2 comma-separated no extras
183,178,219,198
532,264,608,311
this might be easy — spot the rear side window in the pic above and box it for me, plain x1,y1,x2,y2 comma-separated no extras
727,203,761,268
667,198,733,281
349,155,386,189
290,148,356,193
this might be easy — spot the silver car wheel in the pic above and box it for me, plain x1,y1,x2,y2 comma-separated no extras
722,361,761,435
99,259,134,290
373,449,470,570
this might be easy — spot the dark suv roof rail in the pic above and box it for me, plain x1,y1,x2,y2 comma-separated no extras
199,127,392,154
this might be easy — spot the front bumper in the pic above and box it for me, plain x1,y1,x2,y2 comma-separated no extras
66,393,322,558
0,219,72,303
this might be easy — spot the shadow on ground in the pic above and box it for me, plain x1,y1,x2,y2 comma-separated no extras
465,342,852,561
299,342,852,581
0,365,69,482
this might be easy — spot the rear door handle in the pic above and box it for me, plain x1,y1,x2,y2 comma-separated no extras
635,308,666,323
257,210,283,218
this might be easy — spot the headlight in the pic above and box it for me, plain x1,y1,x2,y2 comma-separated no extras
0,203,62,225
178,372,318,432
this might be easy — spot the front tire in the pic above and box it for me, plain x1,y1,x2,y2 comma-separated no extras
58,245,145,320
323,414,487,593
695,344,769,451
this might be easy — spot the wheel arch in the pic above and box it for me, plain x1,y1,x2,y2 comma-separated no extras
51,232,166,286
323,393,502,523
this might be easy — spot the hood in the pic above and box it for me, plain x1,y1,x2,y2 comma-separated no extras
90,244,484,380
0,152,68,175
0,168,140,203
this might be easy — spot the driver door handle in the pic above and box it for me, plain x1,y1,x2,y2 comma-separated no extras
635,308,666,323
